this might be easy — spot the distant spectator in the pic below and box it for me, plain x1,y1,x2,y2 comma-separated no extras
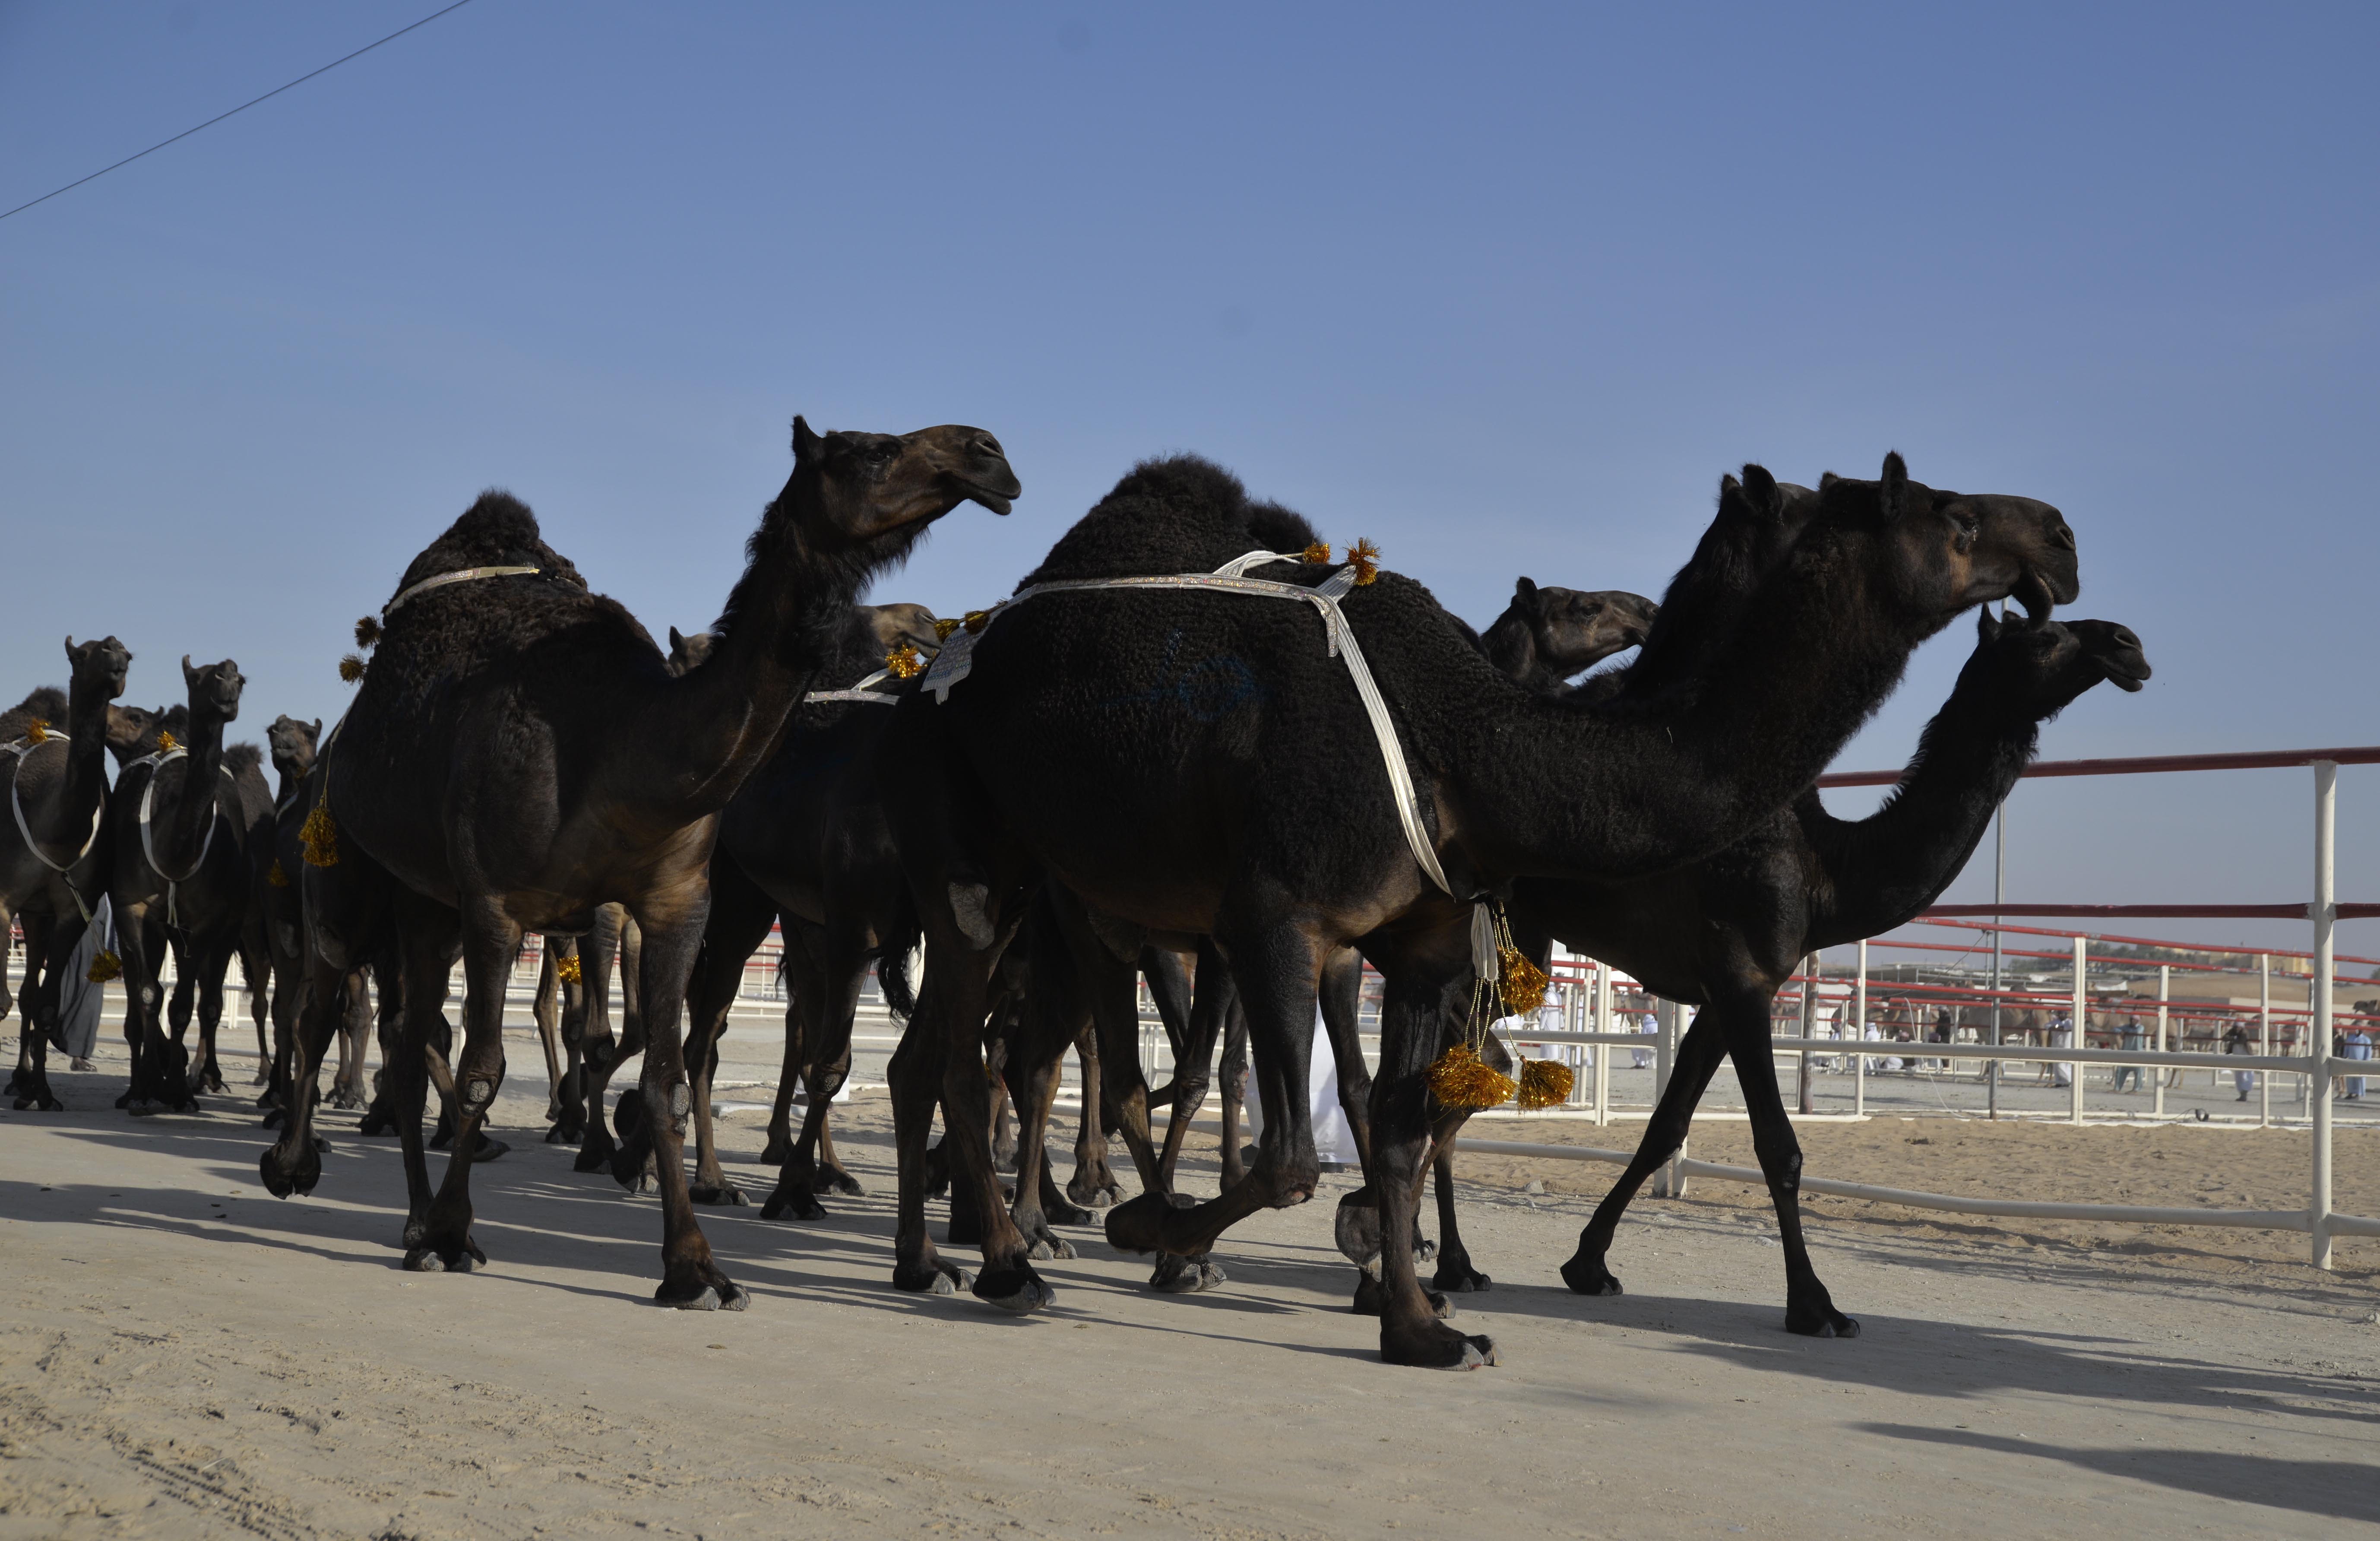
2343,1024,2372,1101
2114,1013,2146,1093
2049,1011,2074,1090
2224,1021,2254,1101
1633,1007,1656,1069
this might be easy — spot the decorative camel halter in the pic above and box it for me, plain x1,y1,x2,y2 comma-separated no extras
381,564,544,617
132,744,236,928
917,545,1456,899
804,668,904,707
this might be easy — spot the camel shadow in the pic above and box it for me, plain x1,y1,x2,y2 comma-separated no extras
1858,1422,2380,1524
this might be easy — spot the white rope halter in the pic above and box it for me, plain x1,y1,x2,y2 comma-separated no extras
804,668,903,707
382,564,544,617
917,550,1458,899
133,745,234,927
3,732,103,877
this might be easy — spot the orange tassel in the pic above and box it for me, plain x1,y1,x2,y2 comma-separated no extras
354,615,382,649
87,950,122,984
933,616,962,642
1426,1043,1515,1109
1300,540,1332,565
1346,538,1381,585
300,801,338,867
266,859,290,888
1498,943,1550,1016
962,609,992,635
339,653,365,684
25,719,48,744
555,953,583,985
883,644,924,680
157,730,180,753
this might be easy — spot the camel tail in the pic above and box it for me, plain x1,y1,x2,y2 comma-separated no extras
875,891,922,1022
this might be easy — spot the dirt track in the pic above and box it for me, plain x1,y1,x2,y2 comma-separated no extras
2,1083,2377,1539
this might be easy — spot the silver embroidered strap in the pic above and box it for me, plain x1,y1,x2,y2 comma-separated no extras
916,551,1454,898
804,668,902,707
383,564,544,617
3,734,104,878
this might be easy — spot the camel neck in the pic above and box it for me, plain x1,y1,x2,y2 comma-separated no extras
57,675,113,848
156,712,228,878
1423,534,1934,885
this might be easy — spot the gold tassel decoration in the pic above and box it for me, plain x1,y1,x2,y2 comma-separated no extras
87,950,122,984
1300,540,1332,565
1346,538,1381,585
883,643,924,680
962,608,992,635
1497,942,1550,1016
1516,1059,1575,1111
157,730,179,753
339,653,366,684
25,719,48,744
933,616,962,642
300,799,339,867
354,615,382,649
266,859,290,888
1426,1042,1515,1109
555,953,583,985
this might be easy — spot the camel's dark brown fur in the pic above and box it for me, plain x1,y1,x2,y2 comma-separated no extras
878,450,2079,1366
256,415,1016,1309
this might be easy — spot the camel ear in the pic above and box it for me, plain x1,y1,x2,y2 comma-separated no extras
1878,451,1913,520
1513,577,1538,604
1740,464,1782,520
63,636,76,659
1976,606,2004,645
181,654,196,684
311,719,322,737
791,415,821,462
669,625,686,651
1818,471,1839,490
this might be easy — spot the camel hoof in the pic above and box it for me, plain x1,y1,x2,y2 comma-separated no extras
972,1266,1053,1316
655,1276,750,1312
1102,1192,1172,1256
1023,1233,1076,1262
1042,1194,1094,1227
1350,1273,1453,1319
1787,1303,1861,1339
1559,1251,1623,1297
1381,1321,1497,1371
403,1235,486,1274
760,1188,828,1223
542,1123,576,1145
357,1109,399,1137
1434,1261,1493,1294
892,1259,968,1297
689,1183,749,1208
470,1137,510,1165
257,1145,319,1199
820,1169,864,1198
759,1135,793,1166
1151,1253,1217,1294
262,1108,285,1131
1066,1170,1120,1210
572,1135,617,1173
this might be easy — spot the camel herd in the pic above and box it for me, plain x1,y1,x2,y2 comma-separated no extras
0,417,2150,1370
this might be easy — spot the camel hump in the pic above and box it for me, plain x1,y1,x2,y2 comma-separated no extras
390,489,588,602
1019,454,1320,589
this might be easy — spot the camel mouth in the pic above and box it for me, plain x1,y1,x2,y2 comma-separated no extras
2010,566,2058,627
953,479,1014,516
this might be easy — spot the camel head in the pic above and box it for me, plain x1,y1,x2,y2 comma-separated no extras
266,714,323,779
1813,453,2081,626
863,602,942,658
789,416,1020,545
1957,610,2152,726
665,626,717,676
105,703,184,764
64,635,132,701
1507,580,1657,675
181,656,246,728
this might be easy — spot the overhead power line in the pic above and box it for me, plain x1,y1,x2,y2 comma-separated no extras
0,0,478,224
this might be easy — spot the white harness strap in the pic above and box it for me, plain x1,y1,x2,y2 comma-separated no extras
135,747,232,927
383,564,544,617
804,668,902,707
3,734,106,925
918,551,1457,898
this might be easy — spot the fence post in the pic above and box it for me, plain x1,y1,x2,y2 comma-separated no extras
1855,941,1869,1117
2311,759,2337,1270
1797,955,1816,1116
2070,935,2087,1125
2260,954,2272,1130
1592,961,1611,1126
2154,964,2169,1119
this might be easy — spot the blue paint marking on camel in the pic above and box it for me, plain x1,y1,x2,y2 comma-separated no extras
1096,628,1269,724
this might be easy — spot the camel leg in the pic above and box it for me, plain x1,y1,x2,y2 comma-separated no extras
760,922,863,1220
761,958,803,1167
934,935,1049,1313
1719,994,1858,1337
1152,940,1230,1192
191,934,233,1094
116,905,188,1111
681,877,775,1207
1066,1023,1120,1207
403,891,500,1273
573,905,637,1175
259,945,364,1199
887,973,967,1296
626,894,746,1310
329,973,371,1110
8,911,66,1112
1354,929,1496,1370
1557,1006,1734,1297
532,946,563,1122
1000,996,1082,1262
1217,1005,1248,1189
1103,913,1329,1268
240,913,271,1084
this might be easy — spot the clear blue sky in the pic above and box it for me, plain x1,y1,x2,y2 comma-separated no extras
3,2,2373,955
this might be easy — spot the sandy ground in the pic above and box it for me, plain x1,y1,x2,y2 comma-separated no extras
3,1055,2379,1541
